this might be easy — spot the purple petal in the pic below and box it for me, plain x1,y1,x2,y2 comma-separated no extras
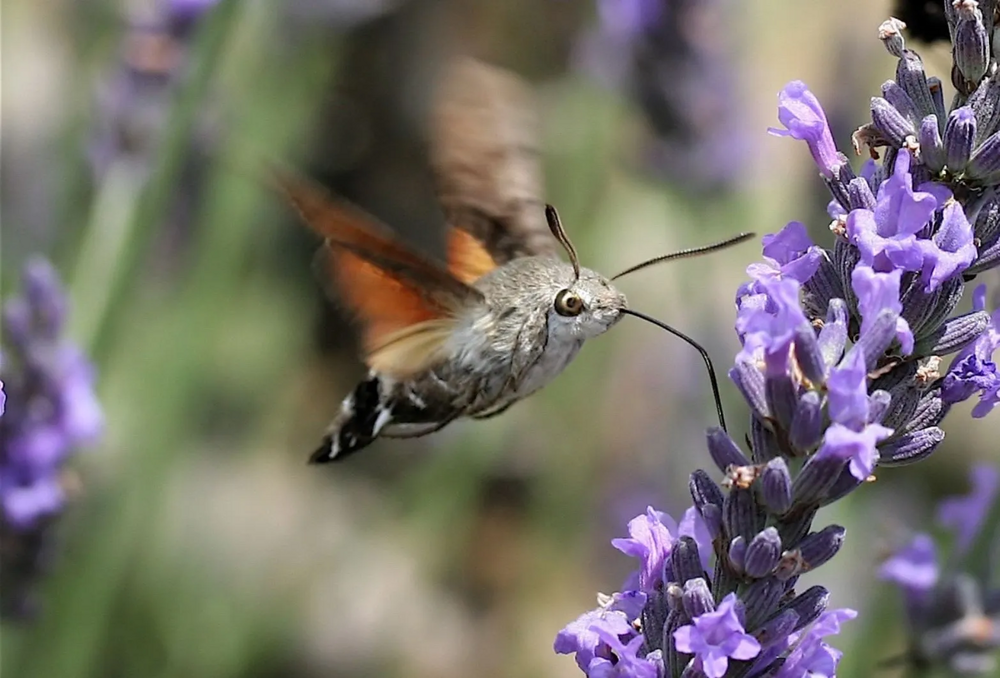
879,533,938,593
827,348,869,430
768,81,841,177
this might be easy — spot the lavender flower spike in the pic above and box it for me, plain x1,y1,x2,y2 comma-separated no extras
937,463,1000,553
1,258,103,618
768,81,844,178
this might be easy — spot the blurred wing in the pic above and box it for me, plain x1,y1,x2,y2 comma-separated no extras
446,226,498,284
274,171,483,377
430,57,557,264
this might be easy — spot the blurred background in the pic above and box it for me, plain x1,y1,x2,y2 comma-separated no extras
2,0,998,676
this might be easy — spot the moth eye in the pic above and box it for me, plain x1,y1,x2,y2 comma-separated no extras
554,289,584,317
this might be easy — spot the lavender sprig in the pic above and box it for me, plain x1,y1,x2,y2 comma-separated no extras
556,6,1000,676
880,464,1000,674
0,259,103,619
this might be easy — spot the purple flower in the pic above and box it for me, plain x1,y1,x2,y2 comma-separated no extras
774,608,857,678
595,0,662,39
942,285,1000,417
845,150,934,274
612,507,678,590
555,608,637,673
768,81,843,177
673,593,761,678
937,463,1000,553
588,626,661,678
851,265,914,355
879,534,939,595
0,258,103,619
743,222,825,290
816,422,892,481
916,201,977,291
736,278,810,368
826,348,869,430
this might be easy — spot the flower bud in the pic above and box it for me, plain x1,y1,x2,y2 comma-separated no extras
742,577,785,629
919,114,946,171
896,50,936,121
793,453,844,506
880,386,919,431
945,107,977,172
765,373,798,432
855,309,901,370
780,585,830,632
728,536,746,574
872,96,916,146
914,310,992,356
905,389,948,432
671,536,707,585
689,470,725,538
681,578,715,619
754,609,800,648
730,359,769,420
882,80,919,125
879,427,945,465
745,528,783,578
761,458,793,514
817,299,849,368
954,5,990,85
724,487,763,544
847,176,876,210
968,130,1000,181
706,428,751,474
750,417,782,463
797,524,846,571
879,18,907,57
968,72,1000,141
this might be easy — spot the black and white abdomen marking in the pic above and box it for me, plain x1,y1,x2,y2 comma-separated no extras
310,375,390,463
309,371,457,463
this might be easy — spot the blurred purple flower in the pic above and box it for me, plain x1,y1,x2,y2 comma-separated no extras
937,463,1000,553
942,285,1000,417
574,0,749,192
1,258,102,618
879,534,939,596
768,81,843,177
673,593,761,678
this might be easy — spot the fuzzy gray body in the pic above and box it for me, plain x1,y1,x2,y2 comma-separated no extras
311,256,627,462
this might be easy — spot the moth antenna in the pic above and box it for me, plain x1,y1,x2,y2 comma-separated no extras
620,309,728,433
611,232,756,281
545,204,581,282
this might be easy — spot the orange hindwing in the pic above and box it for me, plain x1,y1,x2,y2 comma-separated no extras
273,170,485,378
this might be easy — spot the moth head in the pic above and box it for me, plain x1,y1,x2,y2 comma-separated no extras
544,205,627,338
